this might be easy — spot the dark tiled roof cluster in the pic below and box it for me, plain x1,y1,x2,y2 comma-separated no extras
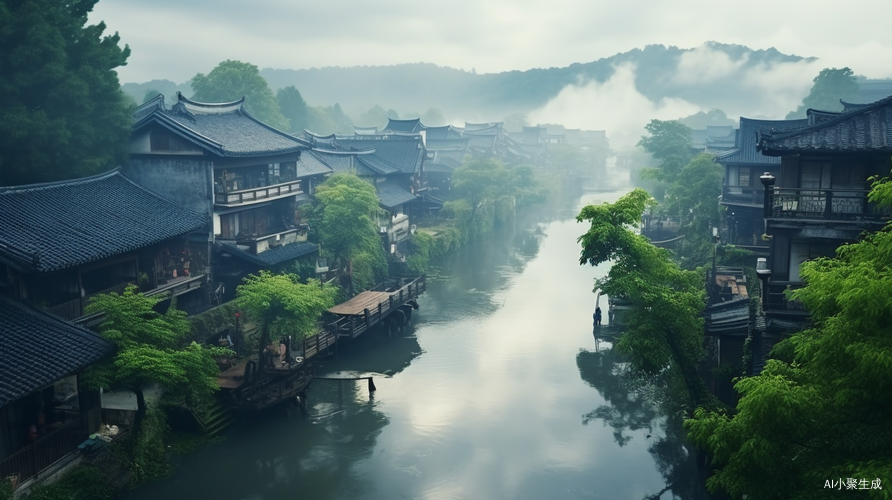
133,93,308,158
0,295,113,407
219,241,317,267
716,117,808,165
296,153,333,177
310,150,378,176
424,125,463,140
385,118,423,133
0,171,208,273
376,180,417,209
335,136,424,174
758,96,892,154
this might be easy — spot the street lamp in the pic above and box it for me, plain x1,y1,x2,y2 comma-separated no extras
755,257,772,311
760,172,776,220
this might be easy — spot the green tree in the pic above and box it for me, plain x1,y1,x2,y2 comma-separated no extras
0,0,132,186
236,271,338,375
191,60,289,130
357,104,398,128
83,287,227,428
142,89,162,104
421,107,446,126
276,85,309,132
637,120,694,184
452,158,506,210
786,67,859,119
313,173,387,292
661,153,724,268
326,103,353,134
306,105,339,135
677,109,736,129
576,189,713,409
685,175,892,500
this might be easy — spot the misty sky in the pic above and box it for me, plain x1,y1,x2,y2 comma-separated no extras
93,0,892,84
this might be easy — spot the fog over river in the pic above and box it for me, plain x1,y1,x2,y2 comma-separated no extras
127,189,709,500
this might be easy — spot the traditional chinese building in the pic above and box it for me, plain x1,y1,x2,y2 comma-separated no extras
752,95,892,370
0,295,113,486
0,170,209,321
716,117,807,251
126,94,326,300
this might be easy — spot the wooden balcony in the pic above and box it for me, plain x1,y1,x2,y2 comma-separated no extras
722,185,763,207
235,227,306,254
769,187,892,221
216,179,303,207
765,281,807,314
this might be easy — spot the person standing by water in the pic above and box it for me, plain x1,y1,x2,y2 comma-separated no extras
593,306,602,326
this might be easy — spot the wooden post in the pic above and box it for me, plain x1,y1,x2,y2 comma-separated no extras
368,377,376,392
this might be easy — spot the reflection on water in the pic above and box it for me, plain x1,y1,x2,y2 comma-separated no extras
127,190,708,500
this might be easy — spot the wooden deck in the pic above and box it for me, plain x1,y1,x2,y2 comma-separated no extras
216,275,426,406
327,291,391,315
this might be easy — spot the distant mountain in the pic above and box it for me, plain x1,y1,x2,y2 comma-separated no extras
258,43,815,120
124,43,866,124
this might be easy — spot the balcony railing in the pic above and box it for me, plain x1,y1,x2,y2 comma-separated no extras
217,179,303,206
765,281,807,313
235,227,306,254
770,187,892,221
43,281,132,321
722,185,763,206
0,415,86,489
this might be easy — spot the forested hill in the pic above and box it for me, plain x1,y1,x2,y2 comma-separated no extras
123,42,813,119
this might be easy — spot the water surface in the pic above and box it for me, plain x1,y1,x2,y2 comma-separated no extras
128,190,706,500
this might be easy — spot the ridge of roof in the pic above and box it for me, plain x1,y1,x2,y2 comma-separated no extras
757,94,892,152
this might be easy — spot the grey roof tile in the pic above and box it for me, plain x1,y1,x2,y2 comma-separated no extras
0,171,208,274
133,94,308,158
0,296,113,407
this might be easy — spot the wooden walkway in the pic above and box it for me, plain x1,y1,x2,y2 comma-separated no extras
215,275,425,396
324,275,425,340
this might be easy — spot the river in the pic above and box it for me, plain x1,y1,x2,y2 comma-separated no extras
127,189,709,500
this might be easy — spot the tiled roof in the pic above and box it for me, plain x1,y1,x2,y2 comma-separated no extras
424,125,463,140
385,118,423,133
296,152,333,177
758,95,892,154
0,171,208,274
464,122,503,131
219,241,317,267
354,126,378,135
426,138,469,151
717,117,808,165
0,295,113,407
424,162,454,173
376,180,417,209
356,156,398,175
133,93,308,158
311,150,378,176
335,136,424,174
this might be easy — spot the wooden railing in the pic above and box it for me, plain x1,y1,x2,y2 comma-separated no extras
43,282,132,321
722,185,764,206
770,187,892,221
0,416,85,489
765,281,807,313
299,275,426,357
217,179,302,205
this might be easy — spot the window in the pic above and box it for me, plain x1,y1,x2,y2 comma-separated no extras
150,131,191,152
738,167,750,187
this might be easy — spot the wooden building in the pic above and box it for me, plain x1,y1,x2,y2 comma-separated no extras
0,296,113,487
716,117,807,252
127,94,328,301
0,170,209,320
753,95,892,368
